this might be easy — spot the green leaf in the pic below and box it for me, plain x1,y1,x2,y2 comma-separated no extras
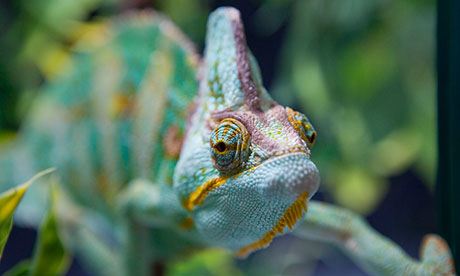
167,248,243,276
0,214,13,259
3,260,31,276
28,182,70,276
0,168,55,259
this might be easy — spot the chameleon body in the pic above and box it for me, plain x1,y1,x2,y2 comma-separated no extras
0,7,456,276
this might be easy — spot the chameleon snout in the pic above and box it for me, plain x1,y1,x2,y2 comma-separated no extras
187,152,319,253
256,153,320,202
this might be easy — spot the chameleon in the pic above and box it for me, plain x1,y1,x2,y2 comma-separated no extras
0,6,456,276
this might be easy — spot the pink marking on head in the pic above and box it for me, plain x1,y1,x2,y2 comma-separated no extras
225,8,262,112
211,104,309,157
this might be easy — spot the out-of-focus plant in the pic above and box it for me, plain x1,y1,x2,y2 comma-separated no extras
0,0,212,131
0,169,69,276
266,0,436,214
0,177,31,259
156,0,210,48
167,248,243,276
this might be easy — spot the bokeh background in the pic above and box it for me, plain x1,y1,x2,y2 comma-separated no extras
0,0,442,275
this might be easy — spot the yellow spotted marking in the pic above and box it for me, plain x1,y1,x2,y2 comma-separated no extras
179,217,195,230
97,172,110,197
110,94,135,117
221,118,250,151
286,107,307,141
236,191,309,258
222,124,231,138
286,107,316,146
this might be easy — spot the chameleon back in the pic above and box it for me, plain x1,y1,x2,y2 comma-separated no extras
0,11,199,224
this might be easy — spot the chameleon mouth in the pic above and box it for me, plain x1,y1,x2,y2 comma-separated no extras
236,191,309,258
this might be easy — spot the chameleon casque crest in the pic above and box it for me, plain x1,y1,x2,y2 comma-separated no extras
0,6,456,276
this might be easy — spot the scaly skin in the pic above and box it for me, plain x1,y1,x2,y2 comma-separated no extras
0,7,455,276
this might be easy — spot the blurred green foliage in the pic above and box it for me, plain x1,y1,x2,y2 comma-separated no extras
28,182,70,276
0,169,67,276
0,171,38,259
0,190,18,260
269,0,436,213
167,248,243,276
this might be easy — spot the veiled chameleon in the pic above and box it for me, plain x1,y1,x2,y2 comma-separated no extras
0,7,455,276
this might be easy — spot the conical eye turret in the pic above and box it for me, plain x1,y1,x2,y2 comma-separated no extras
210,118,250,174
286,107,317,147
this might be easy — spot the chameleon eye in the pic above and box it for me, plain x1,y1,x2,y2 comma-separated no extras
286,107,317,147
210,118,250,174
215,141,227,153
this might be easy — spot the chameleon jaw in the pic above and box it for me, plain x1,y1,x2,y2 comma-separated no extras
236,191,309,258
178,152,319,253
182,174,233,211
182,168,251,211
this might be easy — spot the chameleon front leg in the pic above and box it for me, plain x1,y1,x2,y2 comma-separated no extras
121,217,151,276
118,178,188,227
53,182,124,276
294,201,456,276
118,179,169,276
118,179,191,275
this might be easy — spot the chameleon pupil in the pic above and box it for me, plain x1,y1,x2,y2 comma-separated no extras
309,132,316,146
216,142,227,152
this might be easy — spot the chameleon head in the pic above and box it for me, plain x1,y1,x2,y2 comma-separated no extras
173,7,320,257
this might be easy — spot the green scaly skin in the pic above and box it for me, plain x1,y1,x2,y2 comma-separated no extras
0,7,455,276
